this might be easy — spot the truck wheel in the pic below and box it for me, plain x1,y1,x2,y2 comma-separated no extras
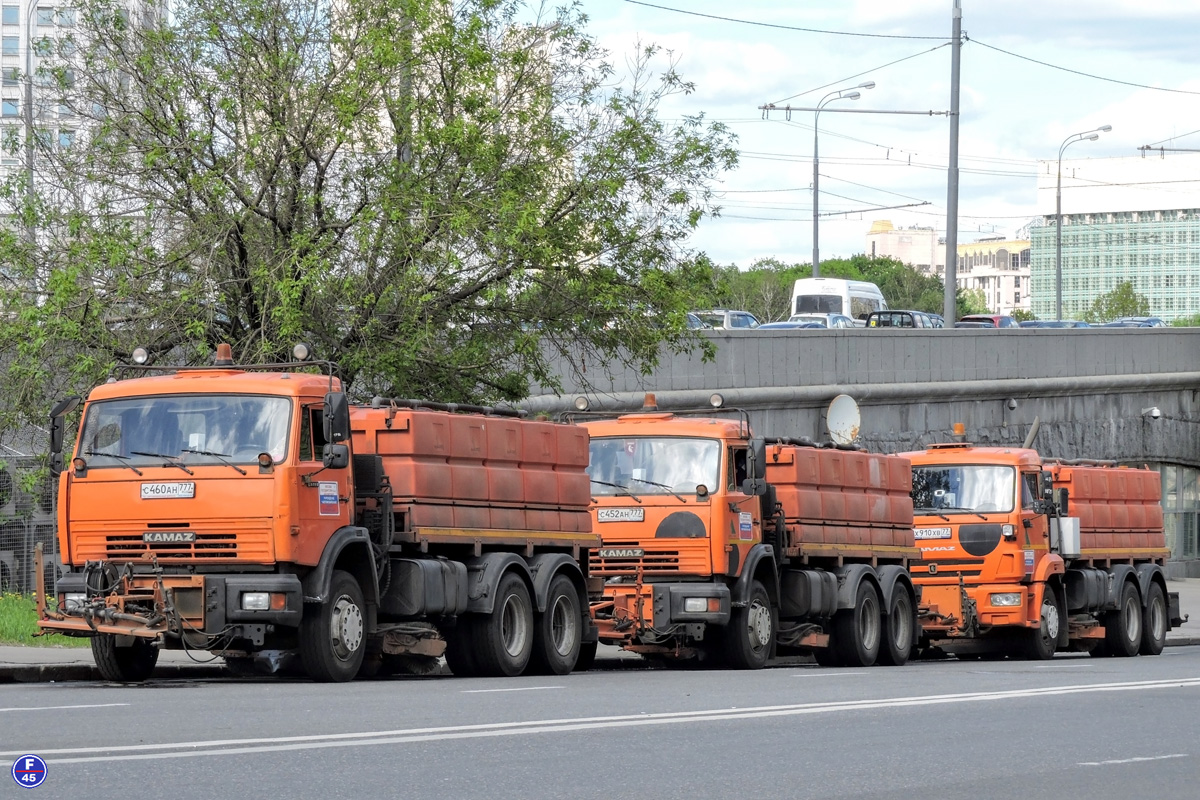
443,619,480,677
92,634,159,682
878,587,915,667
574,641,598,672
471,572,533,677
1104,580,1142,658
833,581,881,667
528,575,582,675
299,569,366,682
726,580,774,670
1024,584,1060,660
1139,582,1167,656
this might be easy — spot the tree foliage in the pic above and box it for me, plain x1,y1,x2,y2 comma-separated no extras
1082,280,1150,323
0,0,736,436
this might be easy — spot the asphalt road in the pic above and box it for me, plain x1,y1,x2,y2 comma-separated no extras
3,647,1199,800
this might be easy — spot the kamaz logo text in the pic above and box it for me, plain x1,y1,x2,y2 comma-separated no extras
143,531,196,544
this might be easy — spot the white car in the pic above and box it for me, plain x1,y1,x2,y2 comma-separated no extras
692,310,761,329
787,313,856,329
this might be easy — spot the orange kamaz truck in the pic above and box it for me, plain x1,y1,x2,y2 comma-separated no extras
905,434,1184,659
37,346,597,681
581,399,918,668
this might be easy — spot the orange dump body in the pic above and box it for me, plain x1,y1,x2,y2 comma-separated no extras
766,444,915,557
1048,464,1167,556
351,407,592,538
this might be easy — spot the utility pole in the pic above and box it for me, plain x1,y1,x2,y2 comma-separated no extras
942,0,962,324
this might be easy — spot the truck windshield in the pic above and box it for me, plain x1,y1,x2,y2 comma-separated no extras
78,394,292,467
911,465,1016,514
588,437,721,496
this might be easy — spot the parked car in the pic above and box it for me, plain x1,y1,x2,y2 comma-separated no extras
864,310,937,329
1018,320,1091,328
758,321,825,330
692,309,761,330
929,314,945,328
953,320,994,328
686,312,712,330
1109,316,1167,327
786,313,856,329
958,314,1018,328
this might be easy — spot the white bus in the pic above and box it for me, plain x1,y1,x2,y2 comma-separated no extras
790,278,887,325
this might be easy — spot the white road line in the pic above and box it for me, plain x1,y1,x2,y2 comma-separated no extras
1078,754,1188,766
461,686,564,694
1033,663,1095,669
0,703,130,713
792,671,870,677
6,677,1198,765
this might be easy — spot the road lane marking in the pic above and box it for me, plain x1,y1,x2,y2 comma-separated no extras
0,703,130,713
461,686,564,693
8,677,1199,764
1079,754,1188,766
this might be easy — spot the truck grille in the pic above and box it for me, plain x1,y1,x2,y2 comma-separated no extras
593,548,680,576
105,533,238,560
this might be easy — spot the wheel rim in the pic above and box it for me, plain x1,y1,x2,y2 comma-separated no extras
548,594,578,657
747,600,772,651
892,599,913,649
1123,593,1141,644
330,595,364,661
1150,596,1166,641
1042,596,1060,641
501,592,530,657
860,595,880,651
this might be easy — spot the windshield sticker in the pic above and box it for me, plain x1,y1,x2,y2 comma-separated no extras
319,482,340,516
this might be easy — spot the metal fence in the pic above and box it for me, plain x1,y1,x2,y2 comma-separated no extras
0,457,59,594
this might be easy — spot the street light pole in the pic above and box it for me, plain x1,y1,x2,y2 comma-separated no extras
812,81,873,278
23,0,38,235
1055,124,1110,320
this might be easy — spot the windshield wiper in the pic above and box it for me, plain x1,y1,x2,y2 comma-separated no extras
914,506,951,522
629,477,687,503
589,478,641,502
130,451,194,475
182,448,248,475
82,450,144,476
940,506,988,521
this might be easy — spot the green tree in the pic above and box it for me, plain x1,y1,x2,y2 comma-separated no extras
0,0,736,434
1082,280,1150,323
1012,308,1037,322
1172,313,1200,327
955,288,990,317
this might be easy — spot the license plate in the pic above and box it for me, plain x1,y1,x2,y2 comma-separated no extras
598,548,644,559
141,482,196,499
914,527,952,540
597,507,644,523
144,531,196,544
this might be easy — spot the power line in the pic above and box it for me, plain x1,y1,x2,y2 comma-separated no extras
969,37,1200,96
623,0,946,40
770,44,951,105
1145,129,1200,147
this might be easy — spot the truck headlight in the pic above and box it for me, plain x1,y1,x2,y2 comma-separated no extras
990,592,1021,607
683,597,707,613
241,592,270,611
63,593,85,612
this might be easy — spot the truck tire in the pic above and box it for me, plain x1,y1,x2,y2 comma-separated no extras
1139,582,1167,656
528,574,582,675
725,580,774,670
299,569,366,682
92,634,159,682
833,581,881,667
878,587,915,667
471,572,533,677
574,641,598,672
1024,584,1060,661
443,619,480,677
1104,580,1142,658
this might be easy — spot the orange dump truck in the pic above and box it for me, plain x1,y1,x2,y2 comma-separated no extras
37,347,597,681
582,405,918,668
905,439,1184,659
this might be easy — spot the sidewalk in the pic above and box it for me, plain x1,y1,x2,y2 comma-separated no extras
3,579,1197,683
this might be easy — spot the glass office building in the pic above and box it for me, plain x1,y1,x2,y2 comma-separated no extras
1030,154,1200,322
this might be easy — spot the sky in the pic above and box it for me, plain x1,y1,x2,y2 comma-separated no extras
562,0,1200,268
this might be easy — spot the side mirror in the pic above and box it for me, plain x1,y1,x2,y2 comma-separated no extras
748,438,766,480
323,392,350,444
741,477,769,497
322,443,350,469
1053,487,1069,516
48,396,81,456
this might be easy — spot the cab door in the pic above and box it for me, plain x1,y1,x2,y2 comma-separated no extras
294,401,351,564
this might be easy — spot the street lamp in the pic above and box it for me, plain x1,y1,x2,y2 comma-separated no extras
22,0,40,238
1055,124,1110,320
812,81,874,278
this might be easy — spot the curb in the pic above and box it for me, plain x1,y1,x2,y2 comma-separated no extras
0,664,227,684
1165,636,1200,648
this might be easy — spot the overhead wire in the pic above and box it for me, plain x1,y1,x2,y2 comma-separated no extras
622,0,947,40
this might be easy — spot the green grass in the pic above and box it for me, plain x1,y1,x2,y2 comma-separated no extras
0,593,90,647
